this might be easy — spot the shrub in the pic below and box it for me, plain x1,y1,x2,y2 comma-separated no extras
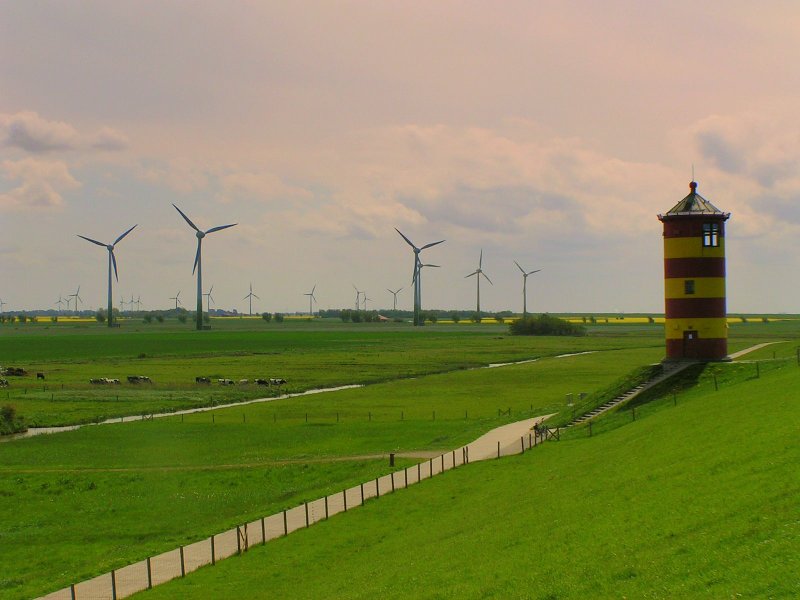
470,313,481,323
0,404,26,435
450,312,461,323
427,313,438,324
95,310,107,323
155,314,164,323
50,316,58,323
142,314,152,324
274,313,284,323
509,314,587,336
262,312,273,322
494,315,504,323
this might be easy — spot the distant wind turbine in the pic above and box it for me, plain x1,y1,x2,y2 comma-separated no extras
304,284,317,317
55,296,64,313
77,224,137,327
363,294,373,311
352,285,362,311
243,283,260,316
465,249,492,318
203,285,215,314
395,228,445,326
169,291,182,310
68,286,82,314
173,204,237,330
0,298,6,313
386,287,403,310
514,261,542,317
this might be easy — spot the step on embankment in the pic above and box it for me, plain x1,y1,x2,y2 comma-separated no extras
567,361,696,427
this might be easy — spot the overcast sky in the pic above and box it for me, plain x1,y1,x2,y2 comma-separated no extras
2,1,799,314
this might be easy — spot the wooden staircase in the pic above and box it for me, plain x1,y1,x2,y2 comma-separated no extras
567,361,696,427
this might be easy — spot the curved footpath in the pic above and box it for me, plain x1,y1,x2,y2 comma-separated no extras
38,415,551,600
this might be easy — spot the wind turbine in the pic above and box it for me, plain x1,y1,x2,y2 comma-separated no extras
173,204,237,330
514,261,542,317
68,286,82,314
169,291,182,310
0,298,6,313
395,228,445,326
135,295,142,312
363,294,373,311
77,224,137,327
55,296,63,313
465,249,493,319
304,284,317,316
243,283,260,316
352,285,362,311
386,287,403,310
203,285,215,314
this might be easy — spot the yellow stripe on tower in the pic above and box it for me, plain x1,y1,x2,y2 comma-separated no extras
663,237,725,259
664,277,726,299
664,318,728,340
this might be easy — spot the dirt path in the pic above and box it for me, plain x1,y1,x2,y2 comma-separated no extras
728,341,787,360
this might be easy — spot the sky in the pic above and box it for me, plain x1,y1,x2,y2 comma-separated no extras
2,1,800,315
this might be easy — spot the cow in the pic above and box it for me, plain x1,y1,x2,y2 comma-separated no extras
36,372,45,380
269,378,287,386
90,378,106,385
195,376,211,384
127,375,152,384
218,379,235,385
106,378,120,385
5,367,27,376
255,378,269,386
238,379,249,385
0,378,8,387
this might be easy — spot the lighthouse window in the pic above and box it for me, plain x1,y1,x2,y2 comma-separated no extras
684,280,695,295
702,223,719,247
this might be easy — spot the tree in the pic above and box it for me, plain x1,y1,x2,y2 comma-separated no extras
142,314,153,323
95,309,107,323
494,315,504,323
262,312,272,322
155,314,165,323
470,312,481,323
450,312,460,323
274,313,285,323
509,314,586,336
427,312,438,324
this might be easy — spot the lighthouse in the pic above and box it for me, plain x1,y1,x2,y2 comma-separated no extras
658,181,731,360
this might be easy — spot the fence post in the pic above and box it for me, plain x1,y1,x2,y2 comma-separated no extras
497,441,500,458
244,523,249,551
147,556,153,588
452,450,456,467
360,483,365,504
111,569,117,600
283,510,288,536
404,468,408,487
305,502,310,527
588,422,593,437
261,516,266,545
70,584,76,600
211,535,216,565
417,463,421,480
180,545,186,575
391,472,395,492
441,454,445,472
375,477,380,498
236,527,241,555
520,436,524,454
429,457,433,475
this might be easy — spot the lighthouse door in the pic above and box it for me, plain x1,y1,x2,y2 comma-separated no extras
683,330,698,358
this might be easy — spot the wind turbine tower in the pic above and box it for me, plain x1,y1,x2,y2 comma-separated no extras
203,285,215,314
514,261,542,317
169,291,182,310
304,284,317,317
395,228,445,326
465,250,493,318
173,204,237,330
386,287,403,310
243,283,260,316
77,225,137,327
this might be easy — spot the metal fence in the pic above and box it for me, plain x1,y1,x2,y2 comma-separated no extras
38,428,556,600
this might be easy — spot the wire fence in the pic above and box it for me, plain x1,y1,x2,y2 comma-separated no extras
37,427,557,600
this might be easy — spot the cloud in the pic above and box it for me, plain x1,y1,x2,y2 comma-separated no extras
0,111,129,153
0,158,81,210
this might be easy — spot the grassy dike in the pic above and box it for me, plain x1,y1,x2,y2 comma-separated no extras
135,362,799,598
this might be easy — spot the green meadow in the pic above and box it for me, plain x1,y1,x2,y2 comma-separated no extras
0,318,798,599
133,348,800,599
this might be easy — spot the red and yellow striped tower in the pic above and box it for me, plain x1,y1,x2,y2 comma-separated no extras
658,181,731,360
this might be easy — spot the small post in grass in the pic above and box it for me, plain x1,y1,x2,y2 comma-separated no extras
180,545,186,575
520,436,524,453
343,489,348,511
70,584,76,600
404,468,408,487
305,502,309,527
283,510,288,536
756,362,760,378
375,477,380,498
261,516,266,545
325,495,329,519
497,441,500,458
211,535,216,565
360,482,365,504
391,472,395,492
588,421,593,437
111,569,117,599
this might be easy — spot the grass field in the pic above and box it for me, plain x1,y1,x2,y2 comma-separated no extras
131,348,800,599
1,319,798,599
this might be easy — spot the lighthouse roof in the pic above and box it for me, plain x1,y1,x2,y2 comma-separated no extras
664,181,726,216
